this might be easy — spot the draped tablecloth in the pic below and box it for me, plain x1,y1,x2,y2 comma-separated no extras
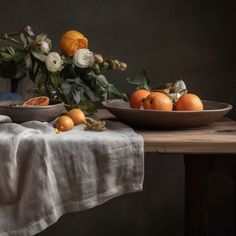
0,115,144,236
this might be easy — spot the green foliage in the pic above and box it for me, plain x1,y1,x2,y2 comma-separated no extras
126,69,150,90
0,26,127,113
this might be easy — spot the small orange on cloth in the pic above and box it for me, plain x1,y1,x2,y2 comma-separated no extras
175,93,203,111
60,30,88,57
66,108,86,125
143,92,173,111
23,96,49,106
55,115,74,132
129,89,150,109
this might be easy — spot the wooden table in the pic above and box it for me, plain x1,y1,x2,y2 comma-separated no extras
136,118,236,236
97,110,236,236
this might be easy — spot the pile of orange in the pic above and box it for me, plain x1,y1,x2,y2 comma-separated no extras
55,108,86,132
129,89,203,111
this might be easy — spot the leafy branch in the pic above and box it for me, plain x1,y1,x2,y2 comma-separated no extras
0,26,128,113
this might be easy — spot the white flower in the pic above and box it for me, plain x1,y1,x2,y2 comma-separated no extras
35,34,52,54
168,80,187,103
45,52,63,73
172,80,187,93
40,41,50,54
73,49,95,68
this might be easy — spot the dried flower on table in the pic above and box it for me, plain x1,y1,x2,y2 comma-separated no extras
85,119,107,132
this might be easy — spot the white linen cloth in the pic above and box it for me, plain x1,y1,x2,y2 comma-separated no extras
0,115,144,236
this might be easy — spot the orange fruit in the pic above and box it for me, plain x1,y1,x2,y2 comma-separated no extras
60,30,88,57
129,89,150,109
143,92,173,111
55,115,74,132
23,96,49,106
66,108,86,125
175,93,203,111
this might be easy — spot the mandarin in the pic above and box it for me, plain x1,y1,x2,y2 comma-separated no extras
55,115,74,132
129,89,150,109
143,92,173,111
175,93,203,111
66,108,86,125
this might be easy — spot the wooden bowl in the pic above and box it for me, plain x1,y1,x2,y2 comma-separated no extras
0,100,64,123
102,99,233,129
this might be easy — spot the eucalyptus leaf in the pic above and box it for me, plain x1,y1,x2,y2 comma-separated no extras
7,47,15,56
73,90,81,103
26,36,33,43
31,50,46,62
0,52,12,61
15,51,26,64
9,37,21,44
80,83,100,102
25,54,32,70
74,77,83,84
61,82,72,95
96,74,109,87
127,69,150,90
107,85,128,100
49,73,60,87
20,33,27,47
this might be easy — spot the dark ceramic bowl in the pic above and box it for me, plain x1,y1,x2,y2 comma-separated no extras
102,99,233,129
0,100,64,123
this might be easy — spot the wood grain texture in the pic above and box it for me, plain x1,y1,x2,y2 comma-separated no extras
96,110,236,154
137,119,236,154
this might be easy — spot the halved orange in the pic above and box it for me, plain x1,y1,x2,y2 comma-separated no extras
23,96,50,106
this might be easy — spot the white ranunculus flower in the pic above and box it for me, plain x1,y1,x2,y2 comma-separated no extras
40,41,50,54
73,49,95,68
45,52,63,73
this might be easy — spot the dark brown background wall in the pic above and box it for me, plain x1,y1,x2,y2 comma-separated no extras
1,0,236,118
1,0,236,235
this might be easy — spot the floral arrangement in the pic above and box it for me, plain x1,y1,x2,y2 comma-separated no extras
0,26,127,112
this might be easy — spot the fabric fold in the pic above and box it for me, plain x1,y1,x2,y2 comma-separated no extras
0,119,144,236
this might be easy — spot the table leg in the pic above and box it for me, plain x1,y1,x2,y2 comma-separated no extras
232,173,236,236
184,156,210,236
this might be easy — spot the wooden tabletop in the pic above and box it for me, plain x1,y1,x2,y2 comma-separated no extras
136,119,236,154
96,110,236,155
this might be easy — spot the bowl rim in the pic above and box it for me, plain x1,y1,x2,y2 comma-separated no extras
102,99,233,114
0,99,64,109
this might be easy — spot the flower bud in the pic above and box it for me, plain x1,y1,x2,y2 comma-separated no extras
119,62,127,71
23,25,35,37
40,41,50,54
114,60,120,69
94,54,103,64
